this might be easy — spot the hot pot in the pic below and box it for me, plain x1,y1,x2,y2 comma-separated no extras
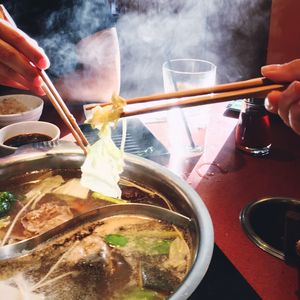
0,141,214,299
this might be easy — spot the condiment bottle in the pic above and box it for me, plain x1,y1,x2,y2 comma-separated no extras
235,98,271,156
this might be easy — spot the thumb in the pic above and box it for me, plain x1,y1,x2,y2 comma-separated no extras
261,59,300,82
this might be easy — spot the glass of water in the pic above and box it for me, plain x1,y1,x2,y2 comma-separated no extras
162,59,216,155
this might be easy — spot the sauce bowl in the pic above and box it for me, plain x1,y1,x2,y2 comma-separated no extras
0,121,60,157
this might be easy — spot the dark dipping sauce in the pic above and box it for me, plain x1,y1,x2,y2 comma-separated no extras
4,133,52,147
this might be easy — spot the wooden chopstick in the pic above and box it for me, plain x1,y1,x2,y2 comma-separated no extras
84,77,286,118
84,77,279,111
41,75,88,155
120,82,286,118
0,5,88,155
124,76,275,104
40,70,89,154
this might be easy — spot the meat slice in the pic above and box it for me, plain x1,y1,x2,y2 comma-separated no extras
21,203,73,235
65,234,111,266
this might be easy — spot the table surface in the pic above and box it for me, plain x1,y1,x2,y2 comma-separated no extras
41,101,300,300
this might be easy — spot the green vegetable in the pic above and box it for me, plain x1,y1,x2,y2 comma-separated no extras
92,192,128,204
151,240,171,255
0,192,16,218
124,230,178,239
134,237,172,255
122,288,164,300
0,192,15,203
105,234,128,247
134,238,171,255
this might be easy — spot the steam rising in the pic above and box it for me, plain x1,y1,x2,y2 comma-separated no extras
117,0,271,97
36,0,114,78
31,0,271,97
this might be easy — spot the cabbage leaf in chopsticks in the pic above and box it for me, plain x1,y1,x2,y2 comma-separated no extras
87,93,126,135
80,93,127,198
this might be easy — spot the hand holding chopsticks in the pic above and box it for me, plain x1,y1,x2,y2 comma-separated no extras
261,60,300,135
85,77,287,118
0,5,88,154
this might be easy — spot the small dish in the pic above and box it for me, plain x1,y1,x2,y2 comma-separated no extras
0,94,44,127
0,121,60,156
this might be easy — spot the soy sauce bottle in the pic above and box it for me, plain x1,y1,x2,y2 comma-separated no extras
235,98,271,156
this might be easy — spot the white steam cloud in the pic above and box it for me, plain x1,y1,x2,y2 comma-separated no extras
37,0,114,78
33,0,271,98
117,0,271,97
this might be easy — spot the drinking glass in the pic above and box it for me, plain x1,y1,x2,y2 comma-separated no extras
162,59,216,156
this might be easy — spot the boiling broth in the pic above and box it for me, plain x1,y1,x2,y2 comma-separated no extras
0,215,192,299
0,169,174,242
0,169,192,299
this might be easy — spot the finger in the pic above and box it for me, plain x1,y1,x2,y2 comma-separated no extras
0,19,50,69
34,86,46,96
0,74,29,90
265,90,281,113
0,13,41,53
277,81,300,126
0,5,17,27
288,101,300,135
0,61,37,88
0,78,45,96
0,39,42,83
261,59,300,82
0,63,45,96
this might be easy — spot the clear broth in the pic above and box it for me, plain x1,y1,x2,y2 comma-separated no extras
0,169,192,300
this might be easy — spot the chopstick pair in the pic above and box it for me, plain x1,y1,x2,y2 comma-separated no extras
0,5,89,154
85,77,287,118
40,71,89,154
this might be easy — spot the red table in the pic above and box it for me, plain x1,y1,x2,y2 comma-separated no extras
190,104,299,300
149,103,299,300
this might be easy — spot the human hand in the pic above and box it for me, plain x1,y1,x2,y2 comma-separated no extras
0,18,50,95
261,59,300,135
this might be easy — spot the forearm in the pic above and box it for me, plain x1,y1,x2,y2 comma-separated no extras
54,28,120,102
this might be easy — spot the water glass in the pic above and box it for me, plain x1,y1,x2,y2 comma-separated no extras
162,59,216,155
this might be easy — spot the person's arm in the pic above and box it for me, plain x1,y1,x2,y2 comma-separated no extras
261,59,300,135
0,18,49,95
54,27,120,102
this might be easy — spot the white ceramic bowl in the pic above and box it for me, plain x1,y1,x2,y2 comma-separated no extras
0,121,60,156
0,94,44,127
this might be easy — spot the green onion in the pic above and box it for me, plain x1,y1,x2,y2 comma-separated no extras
151,240,171,255
92,192,128,204
122,288,164,300
105,234,128,247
